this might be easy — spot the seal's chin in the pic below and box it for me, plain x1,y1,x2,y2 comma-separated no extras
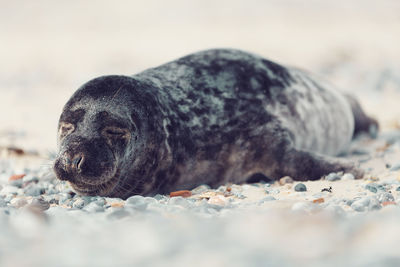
69,175,119,196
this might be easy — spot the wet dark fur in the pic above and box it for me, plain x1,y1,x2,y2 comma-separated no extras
54,49,378,198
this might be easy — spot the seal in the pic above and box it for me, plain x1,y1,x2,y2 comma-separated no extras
53,49,378,198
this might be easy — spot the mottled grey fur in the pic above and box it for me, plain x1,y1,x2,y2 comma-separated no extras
53,49,378,198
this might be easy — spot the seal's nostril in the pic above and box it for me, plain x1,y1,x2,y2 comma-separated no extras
72,155,84,171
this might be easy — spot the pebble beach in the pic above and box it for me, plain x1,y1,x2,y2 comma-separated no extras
1,0,400,266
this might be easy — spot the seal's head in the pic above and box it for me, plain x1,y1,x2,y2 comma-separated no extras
53,75,155,198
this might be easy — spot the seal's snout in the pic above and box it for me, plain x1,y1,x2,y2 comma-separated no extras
54,136,117,186
65,153,84,173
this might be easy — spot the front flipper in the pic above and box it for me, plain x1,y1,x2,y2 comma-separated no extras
278,148,364,181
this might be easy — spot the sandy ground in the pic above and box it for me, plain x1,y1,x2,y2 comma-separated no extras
1,0,400,266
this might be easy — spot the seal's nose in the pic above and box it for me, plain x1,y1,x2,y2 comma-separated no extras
65,153,84,173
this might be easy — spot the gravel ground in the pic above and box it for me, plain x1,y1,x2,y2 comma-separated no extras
1,130,400,267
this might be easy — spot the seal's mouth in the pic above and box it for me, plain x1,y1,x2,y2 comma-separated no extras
69,174,119,196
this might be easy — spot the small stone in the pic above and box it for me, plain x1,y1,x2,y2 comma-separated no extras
390,163,400,171
83,202,104,213
191,184,211,194
10,197,28,208
110,202,124,208
9,179,24,188
258,196,276,204
365,184,378,193
168,196,191,207
294,183,307,192
125,195,147,210
207,195,227,206
8,174,26,182
382,201,396,206
22,175,39,184
342,173,355,180
24,186,45,197
0,185,19,195
313,198,325,204
279,176,294,185
72,198,85,209
367,197,382,211
0,198,7,207
291,201,315,212
325,173,341,181
378,192,394,203
107,209,130,219
396,186,400,191
170,190,192,198
29,197,50,211
351,198,368,212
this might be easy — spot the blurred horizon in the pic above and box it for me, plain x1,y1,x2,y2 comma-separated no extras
1,0,399,151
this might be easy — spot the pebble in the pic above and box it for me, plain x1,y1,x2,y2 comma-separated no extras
0,198,7,207
390,163,400,171
207,195,228,206
107,208,130,220
0,185,20,195
342,173,355,180
24,185,45,196
191,184,211,194
125,195,148,211
365,184,378,193
279,176,294,185
396,186,400,191
325,173,341,181
351,197,381,212
83,202,105,213
10,197,28,208
72,198,85,209
258,196,276,204
291,201,315,213
294,183,307,192
168,196,192,208
29,197,50,211
378,192,394,203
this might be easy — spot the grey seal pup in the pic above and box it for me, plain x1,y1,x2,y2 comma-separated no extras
53,49,378,198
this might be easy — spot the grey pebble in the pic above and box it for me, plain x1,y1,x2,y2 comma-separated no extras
258,196,276,204
83,202,105,213
390,163,400,171
294,183,307,192
126,195,148,210
396,186,400,191
9,179,24,188
107,208,130,220
365,184,378,193
325,173,341,181
72,198,85,209
24,185,45,197
1,185,19,195
22,175,39,183
351,197,382,212
0,198,7,207
342,173,355,180
378,192,395,203
191,184,211,194
168,196,192,208
58,193,72,204
30,197,50,211
265,188,280,195
10,197,28,208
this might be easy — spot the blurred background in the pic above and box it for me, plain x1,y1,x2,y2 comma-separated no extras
1,0,399,152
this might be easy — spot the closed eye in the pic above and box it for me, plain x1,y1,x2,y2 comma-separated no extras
102,126,130,138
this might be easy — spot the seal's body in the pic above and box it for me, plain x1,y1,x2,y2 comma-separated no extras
54,49,377,198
